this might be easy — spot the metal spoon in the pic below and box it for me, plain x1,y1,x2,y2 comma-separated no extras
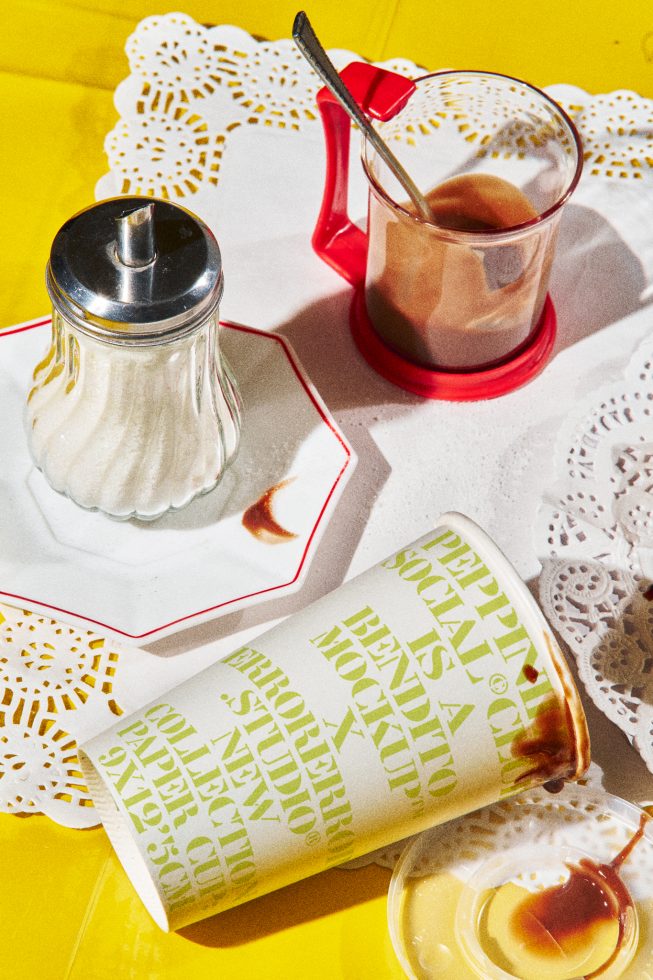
292,11,432,221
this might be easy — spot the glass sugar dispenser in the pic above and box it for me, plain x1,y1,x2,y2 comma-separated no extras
26,197,242,521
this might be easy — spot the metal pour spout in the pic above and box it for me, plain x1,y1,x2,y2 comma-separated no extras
115,203,156,268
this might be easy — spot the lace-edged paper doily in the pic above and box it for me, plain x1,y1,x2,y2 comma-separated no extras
0,604,218,827
95,13,653,214
538,334,653,774
95,15,417,210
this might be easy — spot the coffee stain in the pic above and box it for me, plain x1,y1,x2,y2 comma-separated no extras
512,696,577,787
242,479,298,544
541,632,591,782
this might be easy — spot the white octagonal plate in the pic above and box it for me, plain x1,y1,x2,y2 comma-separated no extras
0,318,355,640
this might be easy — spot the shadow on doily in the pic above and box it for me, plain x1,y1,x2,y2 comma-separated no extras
276,289,425,415
551,201,653,352
574,585,653,775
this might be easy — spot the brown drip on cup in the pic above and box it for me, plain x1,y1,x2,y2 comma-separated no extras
542,778,566,794
538,632,591,786
512,695,579,789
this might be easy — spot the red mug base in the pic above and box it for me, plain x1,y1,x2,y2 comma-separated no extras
350,289,557,401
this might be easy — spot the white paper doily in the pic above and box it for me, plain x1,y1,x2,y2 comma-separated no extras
0,603,232,827
95,15,418,211
537,333,653,775
96,14,653,209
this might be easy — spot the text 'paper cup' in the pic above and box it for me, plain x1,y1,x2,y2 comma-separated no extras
79,512,590,930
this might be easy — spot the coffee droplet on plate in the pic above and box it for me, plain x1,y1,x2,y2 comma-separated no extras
242,479,298,544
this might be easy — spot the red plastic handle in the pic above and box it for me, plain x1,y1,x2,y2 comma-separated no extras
312,62,416,288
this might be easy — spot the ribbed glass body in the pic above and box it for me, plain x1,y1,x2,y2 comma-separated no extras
26,310,241,520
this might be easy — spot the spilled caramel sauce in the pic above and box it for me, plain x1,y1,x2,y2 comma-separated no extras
511,633,591,795
242,480,298,544
512,696,578,788
510,813,649,978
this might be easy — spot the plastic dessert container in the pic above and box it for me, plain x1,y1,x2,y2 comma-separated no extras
388,785,653,979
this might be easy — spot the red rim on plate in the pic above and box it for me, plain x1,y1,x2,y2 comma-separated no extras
0,317,355,640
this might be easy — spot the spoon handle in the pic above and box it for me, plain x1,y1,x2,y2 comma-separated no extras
292,11,432,221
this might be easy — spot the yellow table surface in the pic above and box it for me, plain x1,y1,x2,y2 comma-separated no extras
2,2,653,977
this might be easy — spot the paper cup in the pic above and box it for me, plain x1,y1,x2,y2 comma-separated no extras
79,512,590,931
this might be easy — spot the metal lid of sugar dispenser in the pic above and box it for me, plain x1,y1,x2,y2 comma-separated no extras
46,196,223,344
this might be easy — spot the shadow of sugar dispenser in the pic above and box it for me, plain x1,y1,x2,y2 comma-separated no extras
26,198,242,521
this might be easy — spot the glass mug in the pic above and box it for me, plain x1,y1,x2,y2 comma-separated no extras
313,63,583,399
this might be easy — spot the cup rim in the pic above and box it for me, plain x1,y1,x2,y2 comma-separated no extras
361,68,584,240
